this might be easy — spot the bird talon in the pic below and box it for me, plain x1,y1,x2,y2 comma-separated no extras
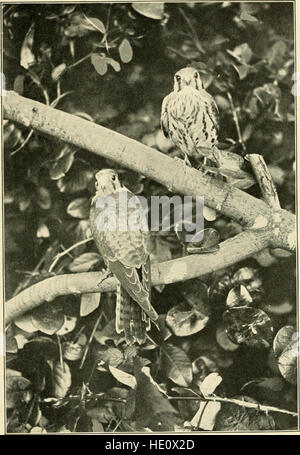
174,156,192,167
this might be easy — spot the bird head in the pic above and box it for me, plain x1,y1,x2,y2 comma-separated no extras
173,67,203,92
94,169,122,195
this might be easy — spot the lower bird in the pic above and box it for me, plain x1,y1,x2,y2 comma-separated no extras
161,67,219,167
89,169,158,345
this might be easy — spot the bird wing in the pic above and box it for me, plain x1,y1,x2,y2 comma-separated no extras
161,93,173,138
107,259,158,321
199,90,219,135
90,190,158,321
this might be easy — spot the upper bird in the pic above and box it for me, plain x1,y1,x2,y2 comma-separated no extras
89,169,158,345
161,67,219,167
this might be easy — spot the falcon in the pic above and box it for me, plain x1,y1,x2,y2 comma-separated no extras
89,169,158,345
161,67,219,167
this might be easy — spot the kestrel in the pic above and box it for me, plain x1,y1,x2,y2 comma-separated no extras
89,169,158,345
161,67,219,166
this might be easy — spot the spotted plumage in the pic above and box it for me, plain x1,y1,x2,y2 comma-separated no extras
161,67,219,165
89,169,158,345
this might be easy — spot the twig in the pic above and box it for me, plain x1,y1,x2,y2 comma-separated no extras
168,395,298,417
178,7,204,53
10,129,34,156
68,52,94,70
227,92,246,152
49,237,93,273
12,254,46,297
79,308,102,369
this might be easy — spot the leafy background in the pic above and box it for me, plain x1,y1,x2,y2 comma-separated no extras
4,2,297,433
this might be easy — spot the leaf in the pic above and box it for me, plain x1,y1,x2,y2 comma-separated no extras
160,343,193,387
266,41,287,68
216,324,239,352
119,39,133,63
82,16,106,34
273,326,295,357
240,12,258,22
223,307,273,348
132,3,165,20
233,64,250,80
13,75,25,95
189,401,221,430
91,54,108,76
107,58,121,72
109,366,136,389
134,361,177,428
226,285,253,308
227,43,253,65
241,377,285,393
57,168,93,193
214,396,275,430
6,375,32,409
20,23,36,69
69,252,101,272
51,63,67,81
52,361,72,398
80,293,101,316
63,339,85,361
14,314,38,333
67,197,90,219
37,222,50,238
36,186,51,210
56,315,77,336
50,146,76,180
200,373,223,396
94,319,124,345
31,303,65,335
166,305,209,337
95,347,124,368
273,326,297,384
86,406,115,423
26,337,59,360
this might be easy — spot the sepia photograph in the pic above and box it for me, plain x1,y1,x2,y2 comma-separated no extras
1,0,298,435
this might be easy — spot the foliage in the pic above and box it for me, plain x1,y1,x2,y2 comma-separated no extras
4,2,297,433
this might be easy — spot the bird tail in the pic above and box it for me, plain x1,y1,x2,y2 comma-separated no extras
115,285,150,345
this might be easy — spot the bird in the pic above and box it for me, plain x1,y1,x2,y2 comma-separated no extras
161,67,219,167
89,169,158,345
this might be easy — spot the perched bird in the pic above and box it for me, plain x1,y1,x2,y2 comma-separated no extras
89,169,158,345
161,67,219,167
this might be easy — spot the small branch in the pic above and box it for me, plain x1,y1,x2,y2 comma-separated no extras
168,395,298,418
247,154,280,209
49,238,93,273
6,230,270,324
227,92,246,152
79,308,102,369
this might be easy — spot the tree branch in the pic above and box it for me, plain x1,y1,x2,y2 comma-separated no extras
6,230,270,324
168,395,298,418
3,91,295,252
3,92,296,324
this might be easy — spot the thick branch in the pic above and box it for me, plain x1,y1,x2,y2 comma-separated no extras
3,91,295,251
6,231,270,324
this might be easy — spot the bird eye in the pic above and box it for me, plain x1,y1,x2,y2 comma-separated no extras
112,175,116,181
194,72,199,78
175,75,181,82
